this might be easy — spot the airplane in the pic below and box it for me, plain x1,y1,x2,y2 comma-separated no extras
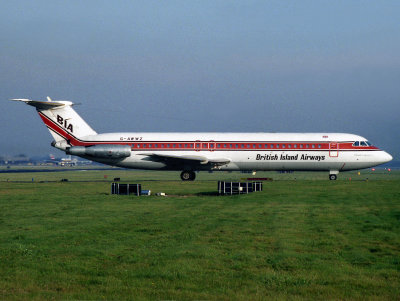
47,154,78,166
58,155,78,166
12,97,393,181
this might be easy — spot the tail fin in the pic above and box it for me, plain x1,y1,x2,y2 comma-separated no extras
12,97,97,149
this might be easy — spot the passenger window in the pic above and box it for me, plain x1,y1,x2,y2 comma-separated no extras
318,144,321,148
258,144,262,148
282,144,286,148
288,144,291,148
294,144,297,148
276,144,280,148
300,144,303,148
241,144,245,148
312,144,315,148
210,143,214,148
306,144,309,148
270,144,274,148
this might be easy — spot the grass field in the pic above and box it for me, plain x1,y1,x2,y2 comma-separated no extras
0,169,399,300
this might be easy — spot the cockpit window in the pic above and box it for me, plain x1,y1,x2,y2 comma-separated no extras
353,141,372,147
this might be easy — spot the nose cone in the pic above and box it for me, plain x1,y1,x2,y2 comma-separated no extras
379,151,393,164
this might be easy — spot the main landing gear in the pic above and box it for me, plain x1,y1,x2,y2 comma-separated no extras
329,174,337,181
180,170,196,181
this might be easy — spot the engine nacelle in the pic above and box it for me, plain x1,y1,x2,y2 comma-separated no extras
66,144,131,159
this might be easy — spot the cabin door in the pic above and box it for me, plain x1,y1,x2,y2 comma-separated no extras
329,142,339,157
199,141,215,151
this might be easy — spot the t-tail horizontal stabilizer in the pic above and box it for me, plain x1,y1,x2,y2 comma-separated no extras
11,97,97,148
11,98,67,110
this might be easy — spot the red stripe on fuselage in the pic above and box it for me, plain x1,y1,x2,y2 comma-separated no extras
37,112,380,151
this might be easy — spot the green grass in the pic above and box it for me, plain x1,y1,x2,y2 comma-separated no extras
0,169,399,300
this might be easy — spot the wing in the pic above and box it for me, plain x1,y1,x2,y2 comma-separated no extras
137,153,231,169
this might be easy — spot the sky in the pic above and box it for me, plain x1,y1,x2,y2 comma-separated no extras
1,1,399,159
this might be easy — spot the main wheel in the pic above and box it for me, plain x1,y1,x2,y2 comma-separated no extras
180,170,196,181
329,174,337,181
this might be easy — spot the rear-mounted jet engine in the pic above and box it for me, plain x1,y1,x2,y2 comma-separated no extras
66,144,131,159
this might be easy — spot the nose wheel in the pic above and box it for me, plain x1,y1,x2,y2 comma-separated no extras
329,174,337,180
180,170,196,181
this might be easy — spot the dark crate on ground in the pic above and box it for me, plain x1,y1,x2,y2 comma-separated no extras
252,182,263,192
111,183,141,196
218,181,263,195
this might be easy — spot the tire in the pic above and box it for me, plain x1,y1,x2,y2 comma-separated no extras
329,174,337,181
181,171,196,181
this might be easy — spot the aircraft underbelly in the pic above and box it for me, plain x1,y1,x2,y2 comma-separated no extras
219,151,338,171
230,161,339,171
117,160,167,170
84,150,383,172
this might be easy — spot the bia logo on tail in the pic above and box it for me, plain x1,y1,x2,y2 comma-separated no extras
57,115,74,133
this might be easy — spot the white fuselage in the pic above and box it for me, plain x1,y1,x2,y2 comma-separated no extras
76,132,392,173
